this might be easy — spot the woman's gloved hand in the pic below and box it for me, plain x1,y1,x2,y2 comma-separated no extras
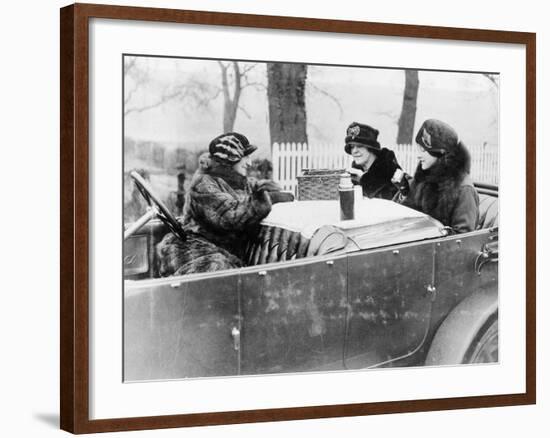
391,169,410,196
346,167,364,184
251,179,293,204
268,191,294,204
254,179,282,193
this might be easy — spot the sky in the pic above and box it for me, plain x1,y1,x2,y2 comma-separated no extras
124,56,499,160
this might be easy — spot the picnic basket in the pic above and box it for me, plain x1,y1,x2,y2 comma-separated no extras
296,169,346,200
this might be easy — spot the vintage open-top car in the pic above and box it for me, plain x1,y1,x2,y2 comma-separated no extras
123,171,499,381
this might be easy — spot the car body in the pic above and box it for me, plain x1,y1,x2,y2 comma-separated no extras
123,185,499,381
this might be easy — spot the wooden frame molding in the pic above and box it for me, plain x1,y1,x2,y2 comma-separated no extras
60,3,536,433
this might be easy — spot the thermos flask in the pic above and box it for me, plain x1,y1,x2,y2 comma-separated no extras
338,173,354,220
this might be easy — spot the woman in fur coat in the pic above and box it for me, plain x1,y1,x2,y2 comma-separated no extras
344,122,401,200
157,132,280,276
393,119,479,234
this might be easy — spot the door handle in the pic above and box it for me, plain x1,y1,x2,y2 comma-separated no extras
231,326,241,351
425,284,437,301
475,241,498,275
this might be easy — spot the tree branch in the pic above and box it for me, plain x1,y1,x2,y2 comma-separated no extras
240,63,258,75
238,105,252,119
125,88,187,116
232,61,242,103
307,82,344,117
124,83,140,106
218,61,231,104
242,77,266,90
124,57,137,76
374,110,399,121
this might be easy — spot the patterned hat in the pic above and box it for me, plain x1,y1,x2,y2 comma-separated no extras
344,122,381,155
208,132,257,164
415,119,459,156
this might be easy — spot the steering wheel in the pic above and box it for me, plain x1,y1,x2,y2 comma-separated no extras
124,170,186,241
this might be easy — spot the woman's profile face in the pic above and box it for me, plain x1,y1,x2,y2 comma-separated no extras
233,155,252,176
350,144,374,167
417,144,438,170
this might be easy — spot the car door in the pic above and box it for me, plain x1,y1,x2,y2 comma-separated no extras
124,271,240,381
344,241,436,369
432,228,499,329
238,255,348,375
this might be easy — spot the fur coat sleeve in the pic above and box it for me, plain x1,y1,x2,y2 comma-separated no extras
189,174,272,232
449,184,479,234
398,175,479,233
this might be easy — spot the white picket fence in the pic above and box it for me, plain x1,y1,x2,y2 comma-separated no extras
272,142,498,195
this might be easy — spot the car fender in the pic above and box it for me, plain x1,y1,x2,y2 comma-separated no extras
425,287,498,366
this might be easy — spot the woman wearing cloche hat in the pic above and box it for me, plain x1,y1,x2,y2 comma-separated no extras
344,122,402,200
157,132,290,276
392,119,479,233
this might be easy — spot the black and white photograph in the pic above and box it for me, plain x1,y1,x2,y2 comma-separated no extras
122,55,499,382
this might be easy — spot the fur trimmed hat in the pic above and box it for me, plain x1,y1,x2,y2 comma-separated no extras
208,132,257,164
344,122,381,155
415,119,459,156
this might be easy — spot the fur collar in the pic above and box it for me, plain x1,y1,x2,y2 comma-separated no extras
411,141,471,224
195,158,248,191
352,148,399,178
352,148,400,197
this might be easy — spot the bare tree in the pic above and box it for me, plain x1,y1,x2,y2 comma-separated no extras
396,69,419,144
124,57,151,115
217,61,265,132
482,73,499,128
124,57,228,118
266,63,308,146
124,57,216,116
124,58,265,132
218,61,241,132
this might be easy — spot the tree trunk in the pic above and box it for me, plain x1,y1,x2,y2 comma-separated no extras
266,63,308,146
219,61,242,132
397,70,419,144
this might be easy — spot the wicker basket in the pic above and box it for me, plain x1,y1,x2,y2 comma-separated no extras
297,169,345,200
